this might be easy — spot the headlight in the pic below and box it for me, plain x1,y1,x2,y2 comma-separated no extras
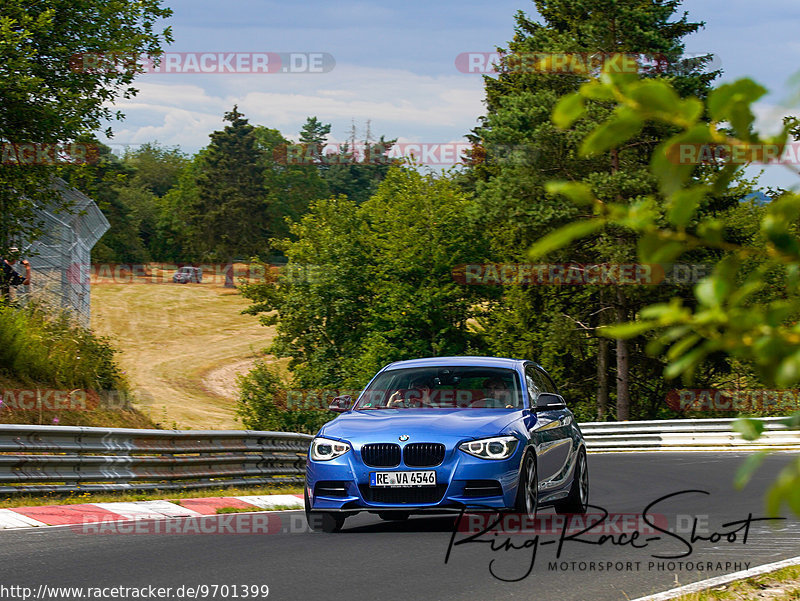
310,437,351,461
459,435,518,460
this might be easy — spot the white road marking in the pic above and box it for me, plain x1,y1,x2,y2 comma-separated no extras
93,500,203,519
234,495,304,509
630,554,800,600
0,509,48,529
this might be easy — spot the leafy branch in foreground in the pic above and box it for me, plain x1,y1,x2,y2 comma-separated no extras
540,56,800,515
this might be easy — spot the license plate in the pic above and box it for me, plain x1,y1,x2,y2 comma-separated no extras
369,471,436,487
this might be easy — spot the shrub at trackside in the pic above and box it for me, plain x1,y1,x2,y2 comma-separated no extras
0,299,153,427
235,360,333,434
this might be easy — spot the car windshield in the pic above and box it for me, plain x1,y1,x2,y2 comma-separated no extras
355,366,523,410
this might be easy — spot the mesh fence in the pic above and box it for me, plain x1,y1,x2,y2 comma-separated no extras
14,180,109,327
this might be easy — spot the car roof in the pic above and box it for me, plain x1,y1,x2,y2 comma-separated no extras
382,356,531,371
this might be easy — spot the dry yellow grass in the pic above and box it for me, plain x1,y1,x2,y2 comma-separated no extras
90,265,280,430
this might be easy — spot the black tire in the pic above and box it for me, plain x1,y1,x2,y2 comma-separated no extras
513,452,538,517
378,511,410,521
305,489,345,533
555,449,589,515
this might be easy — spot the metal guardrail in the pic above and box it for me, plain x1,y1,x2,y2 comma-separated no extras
0,425,312,495
580,417,800,452
0,418,796,494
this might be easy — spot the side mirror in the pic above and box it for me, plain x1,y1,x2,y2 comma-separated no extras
535,392,566,411
329,395,352,413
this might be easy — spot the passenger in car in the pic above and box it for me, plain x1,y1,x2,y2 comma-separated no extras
387,377,435,408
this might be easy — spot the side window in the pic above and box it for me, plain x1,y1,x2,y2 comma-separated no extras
534,367,558,395
524,366,541,403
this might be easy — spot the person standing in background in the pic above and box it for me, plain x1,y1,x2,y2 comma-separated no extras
1,246,31,299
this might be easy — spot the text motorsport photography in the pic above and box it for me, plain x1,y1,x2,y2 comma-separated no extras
445,490,783,582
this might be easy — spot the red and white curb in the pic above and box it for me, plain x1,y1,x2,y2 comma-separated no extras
0,494,304,530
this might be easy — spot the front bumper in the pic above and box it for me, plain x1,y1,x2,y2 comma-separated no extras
306,442,525,513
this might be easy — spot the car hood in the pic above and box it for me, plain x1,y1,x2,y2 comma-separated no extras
318,408,523,444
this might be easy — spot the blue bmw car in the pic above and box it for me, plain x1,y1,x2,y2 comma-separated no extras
304,356,588,532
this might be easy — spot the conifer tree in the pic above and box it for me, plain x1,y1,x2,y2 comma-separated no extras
190,107,269,273
468,0,724,419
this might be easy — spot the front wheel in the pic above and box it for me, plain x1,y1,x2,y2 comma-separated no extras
555,449,588,515
513,452,538,517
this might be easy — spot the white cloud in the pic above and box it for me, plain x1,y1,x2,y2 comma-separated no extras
753,101,799,137
100,64,485,153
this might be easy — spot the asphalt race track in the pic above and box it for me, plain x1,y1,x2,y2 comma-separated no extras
2,452,799,601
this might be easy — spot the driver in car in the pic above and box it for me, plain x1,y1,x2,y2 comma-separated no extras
477,377,517,408
387,377,435,408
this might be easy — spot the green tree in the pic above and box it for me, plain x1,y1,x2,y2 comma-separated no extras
290,116,333,170
241,195,372,387
116,184,160,260
540,62,800,514
152,152,205,262
63,141,150,264
290,118,399,204
354,168,485,378
465,0,726,419
189,107,270,266
123,142,188,198
254,126,329,240
236,360,333,434
298,117,332,148
241,167,486,392
0,0,172,254
324,135,400,204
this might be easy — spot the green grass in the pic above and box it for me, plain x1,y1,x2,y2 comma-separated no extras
0,373,157,428
0,299,125,391
0,298,157,427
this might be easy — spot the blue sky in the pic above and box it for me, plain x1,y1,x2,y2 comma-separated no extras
104,0,800,188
